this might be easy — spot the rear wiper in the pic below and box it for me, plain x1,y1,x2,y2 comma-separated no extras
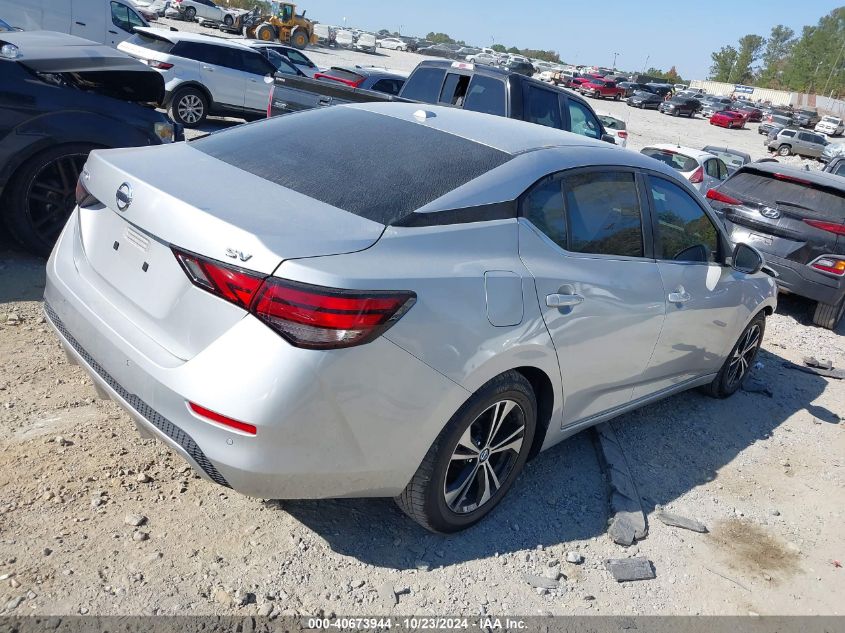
775,199,814,213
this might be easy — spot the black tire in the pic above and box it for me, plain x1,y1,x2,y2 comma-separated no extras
255,23,276,42
778,145,791,156
703,313,766,398
395,371,537,533
223,13,233,26
290,29,308,49
812,297,845,330
614,93,621,101
184,6,196,20
2,144,95,258
168,87,208,128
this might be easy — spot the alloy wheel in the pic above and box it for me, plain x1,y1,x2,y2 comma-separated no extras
25,153,86,246
726,323,761,388
443,399,526,515
177,94,204,124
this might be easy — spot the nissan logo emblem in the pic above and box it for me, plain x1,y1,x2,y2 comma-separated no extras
116,183,133,212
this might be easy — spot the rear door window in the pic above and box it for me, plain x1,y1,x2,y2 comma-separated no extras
522,177,566,248
400,66,446,102
238,50,274,76
524,85,562,129
370,78,403,96
563,171,644,257
463,75,506,116
438,73,470,105
704,159,720,179
566,99,601,138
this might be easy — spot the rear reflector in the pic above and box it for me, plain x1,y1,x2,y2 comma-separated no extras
809,256,845,276
706,189,741,205
689,166,704,184
146,60,174,70
188,402,256,435
172,249,416,349
75,175,99,208
617,130,628,138
173,248,263,309
252,278,416,349
803,219,845,236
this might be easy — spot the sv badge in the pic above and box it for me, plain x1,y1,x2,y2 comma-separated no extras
225,248,253,262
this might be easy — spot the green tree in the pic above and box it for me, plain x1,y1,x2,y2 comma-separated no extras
490,44,507,53
425,32,456,44
709,45,738,82
758,25,795,87
780,7,845,95
733,34,766,83
507,46,521,54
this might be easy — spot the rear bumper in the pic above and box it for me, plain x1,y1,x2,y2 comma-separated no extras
755,251,844,304
44,211,469,499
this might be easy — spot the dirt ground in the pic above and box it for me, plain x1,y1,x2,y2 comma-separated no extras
0,28,844,616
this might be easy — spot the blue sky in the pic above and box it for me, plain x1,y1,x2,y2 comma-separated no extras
302,1,842,79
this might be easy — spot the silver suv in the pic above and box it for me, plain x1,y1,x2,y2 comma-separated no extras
766,128,828,158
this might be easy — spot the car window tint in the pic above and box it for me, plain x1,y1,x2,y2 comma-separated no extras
463,75,506,116
522,177,566,248
285,50,312,66
564,171,643,257
567,99,601,139
439,73,470,105
124,32,174,53
265,50,298,74
371,78,403,95
110,2,143,32
239,50,273,75
524,85,562,129
642,148,699,172
704,159,720,178
834,163,845,177
781,130,796,137
400,66,446,102
722,169,845,220
650,176,719,263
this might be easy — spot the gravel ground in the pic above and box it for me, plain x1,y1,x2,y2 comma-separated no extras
0,20,843,617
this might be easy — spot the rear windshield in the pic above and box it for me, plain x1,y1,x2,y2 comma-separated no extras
598,115,625,130
192,108,512,224
124,32,174,54
722,169,845,221
641,148,699,172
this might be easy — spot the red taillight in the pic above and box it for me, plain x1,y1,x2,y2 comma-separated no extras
706,189,741,204
773,173,811,185
146,60,173,70
252,278,416,349
188,402,257,435
689,166,704,184
804,219,845,236
617,130,628,138
266,83,275,118
173,249,416,349
173,249,264,309
809,256,845,276
314,72,363,88
75,175,98,208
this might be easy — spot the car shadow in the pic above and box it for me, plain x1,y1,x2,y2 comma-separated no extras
279,346,831,569
0,229,45,304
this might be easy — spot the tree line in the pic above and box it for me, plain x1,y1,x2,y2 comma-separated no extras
709,7,845,96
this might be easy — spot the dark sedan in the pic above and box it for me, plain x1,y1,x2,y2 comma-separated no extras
733,103,763,122
627,90,663,109
0,31,179,257
658,97,700,117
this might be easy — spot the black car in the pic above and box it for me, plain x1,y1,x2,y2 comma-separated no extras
792,109,821,128
502,59,535,77
627,90,663,109
645,83,673,97
658,97,700,117
707,163,845,329
0,31,179,256
616,81,643,97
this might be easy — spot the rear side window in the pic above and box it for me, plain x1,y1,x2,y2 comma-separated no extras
370,78,403,96
523,85,561,129
567,100,601,139
238,50,273,76
400,66,446,102
650,176,719,263
284,50,313,67
722,169,845,221
704,159,720,178
781,130,796,137
439,73,470,105
463,75,506,116
193,107,512,224
522,177,566,247
110,1,145,32
833,163,845,177
124,32,174,54
563,171,643,257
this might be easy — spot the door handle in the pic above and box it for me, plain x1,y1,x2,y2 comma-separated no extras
201,65,214,71
75,21,86,26
108,29,118,34
317,96,332,105
668,287,691,303
546,293,584,308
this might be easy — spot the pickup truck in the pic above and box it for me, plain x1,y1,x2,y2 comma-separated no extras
269,60,614,143
578,78,624,100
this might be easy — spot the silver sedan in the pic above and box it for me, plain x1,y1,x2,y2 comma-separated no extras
45,103,777,532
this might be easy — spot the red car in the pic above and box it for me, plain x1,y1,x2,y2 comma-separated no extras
578,78,624,100
710,110,746,129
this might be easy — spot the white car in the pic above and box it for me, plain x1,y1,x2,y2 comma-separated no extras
377,37,407,51
596,113,629,148
118,27,278,127
815,115,845,137
171,0,233,25
466,52,499,65
640,144,728,192
334,29,354,47
355,32,377,53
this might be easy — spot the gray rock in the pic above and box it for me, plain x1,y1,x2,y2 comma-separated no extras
523,573,558,590
124,514,147,527
566,551,584,564
655,510,708,533
257,602,273,617
213,589,231,605
770,509,781,517
541,567,561,581
605,557,655,582
136,473,152,483
378,582,398,607
415,560,431,571
4,596,24,611
351,580,365,589
132,531,149,542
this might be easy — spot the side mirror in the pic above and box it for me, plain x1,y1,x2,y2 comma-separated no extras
601,133,617,145
732,242,764,275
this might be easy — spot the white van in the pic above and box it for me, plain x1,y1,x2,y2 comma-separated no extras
0,0,148,47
